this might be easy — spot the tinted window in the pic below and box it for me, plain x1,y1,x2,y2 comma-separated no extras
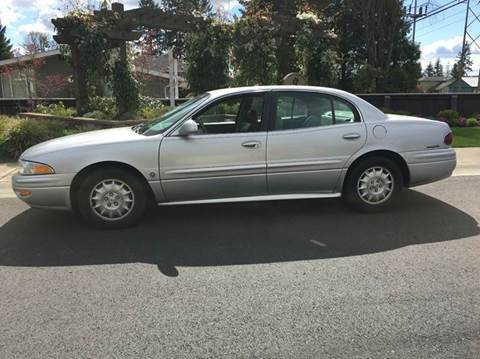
274,92,359,131
193,94,265,134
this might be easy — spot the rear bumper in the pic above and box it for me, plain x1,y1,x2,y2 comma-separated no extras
12,173,73,210
403,148,457,187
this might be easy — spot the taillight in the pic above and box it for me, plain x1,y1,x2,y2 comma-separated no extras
444,132,453,146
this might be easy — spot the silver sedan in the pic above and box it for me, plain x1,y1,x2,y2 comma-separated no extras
13,86,456,228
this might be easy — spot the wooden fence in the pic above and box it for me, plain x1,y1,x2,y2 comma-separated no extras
357,93,480,117
1,93,479,117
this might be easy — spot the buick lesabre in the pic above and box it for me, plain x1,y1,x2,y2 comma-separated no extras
13,86,456,228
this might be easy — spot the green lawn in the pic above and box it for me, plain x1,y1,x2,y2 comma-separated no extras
452,127,480,148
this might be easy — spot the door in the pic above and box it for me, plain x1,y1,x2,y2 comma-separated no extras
267,91,367,194
159,93,268,201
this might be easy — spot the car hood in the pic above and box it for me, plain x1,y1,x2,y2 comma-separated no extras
21,126,149,159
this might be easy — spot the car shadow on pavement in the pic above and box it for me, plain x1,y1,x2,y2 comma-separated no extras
0,189,478,277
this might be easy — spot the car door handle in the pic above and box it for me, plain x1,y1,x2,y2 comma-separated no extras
343,133,361,140
242,141,261,149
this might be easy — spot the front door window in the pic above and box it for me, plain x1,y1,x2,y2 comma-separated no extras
193,94,265,134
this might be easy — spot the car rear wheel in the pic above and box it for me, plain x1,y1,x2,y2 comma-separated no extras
76,168,148,228
344,157,403,212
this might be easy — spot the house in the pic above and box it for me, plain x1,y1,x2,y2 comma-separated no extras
418,76,479,93
0,49,73,98
0,49,186,99
417,76,448,93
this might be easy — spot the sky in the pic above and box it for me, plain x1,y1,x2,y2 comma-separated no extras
1,0,480,76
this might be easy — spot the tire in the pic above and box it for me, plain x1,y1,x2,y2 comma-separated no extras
343,156,403,212
76,167,148,229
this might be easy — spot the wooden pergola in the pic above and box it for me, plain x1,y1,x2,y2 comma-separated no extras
52,2,204,112
52,2,323,113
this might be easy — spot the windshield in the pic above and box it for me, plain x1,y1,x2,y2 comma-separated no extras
141,94,210,136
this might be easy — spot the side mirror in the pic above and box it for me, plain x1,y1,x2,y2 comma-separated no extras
177,119,198,136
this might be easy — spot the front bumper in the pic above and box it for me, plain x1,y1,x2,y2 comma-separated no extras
12,173,74,210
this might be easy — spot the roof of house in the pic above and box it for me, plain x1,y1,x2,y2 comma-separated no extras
462,76,479,88
436,77,479,90
435,79,456,91
0,49,184,80
0,49,61,67
418,76,448,83
419,76,479,92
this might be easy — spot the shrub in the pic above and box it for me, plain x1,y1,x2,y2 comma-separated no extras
85,96,117,119
34,102,76,117
466,118,479,127
84,96,171,120
455,117,467,127
437,109,459,126
137,96,171,119
470,112,480,120
0,116,96,159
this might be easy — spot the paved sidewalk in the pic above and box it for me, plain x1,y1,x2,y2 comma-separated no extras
0,162,17,180
0,163,16,199
453,148,480,176
0,148,478,199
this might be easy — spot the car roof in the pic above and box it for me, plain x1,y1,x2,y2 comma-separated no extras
208,85,354,97
207,86,387,122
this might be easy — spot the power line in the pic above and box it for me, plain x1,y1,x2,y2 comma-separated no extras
415,5,476,37
416,2,480,38
416,15,467,38
406,0,467,26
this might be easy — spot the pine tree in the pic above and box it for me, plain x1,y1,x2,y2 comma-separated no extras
350,0,421,92
424,62,434,77
0,24,13,60
451,43,473,79
433,58,443,77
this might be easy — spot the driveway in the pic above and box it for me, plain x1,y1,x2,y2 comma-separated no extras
0,175,479,358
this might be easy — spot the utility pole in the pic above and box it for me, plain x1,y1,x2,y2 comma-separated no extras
460,0,480,77
477,68,480,92
461,0,471,60
413,0,418,44
406,0,427,44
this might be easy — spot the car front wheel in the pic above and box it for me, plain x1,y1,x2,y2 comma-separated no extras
76,168,148,228
344,157,403,212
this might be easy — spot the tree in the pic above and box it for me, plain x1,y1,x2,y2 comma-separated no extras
184,21,230,94
138,0,158,8
332,0,367,91
36,74,71,97
140,0,213,58
240,0,302,80
451,43,473,79
22,31,56,54
232,14,278,85
0,24,13,60
295,13,338,86
351,0,421,92
433,58,443,77
424,62,434,77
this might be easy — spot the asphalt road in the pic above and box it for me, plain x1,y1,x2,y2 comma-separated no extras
0,176,479,358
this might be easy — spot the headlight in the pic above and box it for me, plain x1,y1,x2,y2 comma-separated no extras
18,160,55,175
